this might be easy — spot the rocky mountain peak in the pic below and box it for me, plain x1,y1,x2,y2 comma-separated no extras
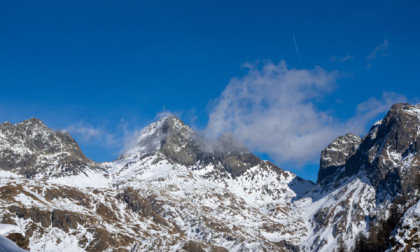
0,118,99,178
121,114,195,158
317,133,361,186
361,103,420,194
119,115,281,179
317,103,420,198
20,117,48,128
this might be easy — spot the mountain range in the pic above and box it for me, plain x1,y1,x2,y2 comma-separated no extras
0,103,419,251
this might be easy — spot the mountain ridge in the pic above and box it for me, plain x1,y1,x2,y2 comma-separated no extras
0,103,419,251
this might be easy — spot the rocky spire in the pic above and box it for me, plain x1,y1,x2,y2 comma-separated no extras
317,133,361,186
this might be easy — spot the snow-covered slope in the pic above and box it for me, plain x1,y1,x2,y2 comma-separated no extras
0,103,419,251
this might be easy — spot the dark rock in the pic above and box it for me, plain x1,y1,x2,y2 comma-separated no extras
182,240,228,252
9,206,52,228
6,233,29,250
317,133,361,186
117,188,169,226
318,103,420,200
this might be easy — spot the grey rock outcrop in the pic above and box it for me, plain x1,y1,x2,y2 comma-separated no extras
345,104,420,198
317,103,420,200
0,117,101,178
309,104,420,251
317,133,361,187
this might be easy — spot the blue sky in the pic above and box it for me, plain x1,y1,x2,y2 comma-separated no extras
1,1,419,182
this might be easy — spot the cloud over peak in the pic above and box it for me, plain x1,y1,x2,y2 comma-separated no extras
206,61,406,166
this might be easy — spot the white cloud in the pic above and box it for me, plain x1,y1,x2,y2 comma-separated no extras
117,120,143,155
206,61,406,166
367,39,389,60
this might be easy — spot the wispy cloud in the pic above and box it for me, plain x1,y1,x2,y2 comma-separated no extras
366,39,389,69
330,55,355,62
154,108,178,121
65,121,118,147
367,39,389,60
206,61,406,166
65,119,145,157
117,119,142,155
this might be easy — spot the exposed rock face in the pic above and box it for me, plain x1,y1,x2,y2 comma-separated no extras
182,240,229,252
318,133,361,187
307,103,420,251
0,118,102,179
319,103,420,200
5,233,29,250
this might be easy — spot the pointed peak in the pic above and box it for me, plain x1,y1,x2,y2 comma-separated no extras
387,103,420,118
157,113,185,126
153,114,191,134
317,132,362,186
121,114,193,156
159,113,177,120
19,117,48,128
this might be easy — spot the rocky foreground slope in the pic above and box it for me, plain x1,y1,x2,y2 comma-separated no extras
0,103,419,251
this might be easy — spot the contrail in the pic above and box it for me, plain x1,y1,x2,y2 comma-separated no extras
292,34,303,68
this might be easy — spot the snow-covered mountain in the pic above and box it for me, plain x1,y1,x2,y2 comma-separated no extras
0,104,419,251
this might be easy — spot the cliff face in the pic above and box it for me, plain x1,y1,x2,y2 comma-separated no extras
318,103,420,200
0,104,419,251
310,103,420,250
317,133,361,187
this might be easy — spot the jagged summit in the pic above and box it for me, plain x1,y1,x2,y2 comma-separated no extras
119,114,195,160
317,133,361,186
0,118,101,179
20,117,48,127
356,103,420,196
117,114,295,179
318,103,420,189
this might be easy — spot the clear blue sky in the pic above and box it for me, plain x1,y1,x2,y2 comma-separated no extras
1,1,419,182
